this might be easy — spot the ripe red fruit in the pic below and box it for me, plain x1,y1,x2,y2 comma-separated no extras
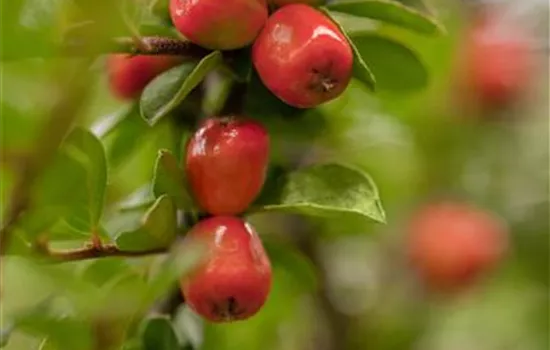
252,4,353,108
185,117,269,215
107,54,182,100
180,216,272,322
407,202,507,292
169,0,268,50
458,11,533,109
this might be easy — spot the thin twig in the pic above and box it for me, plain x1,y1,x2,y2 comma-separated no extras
39,243,168,262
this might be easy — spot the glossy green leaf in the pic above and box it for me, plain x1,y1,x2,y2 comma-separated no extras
140,51,223,125
326,0,444,35
152,149,194,210
350,33,428,91
115,195,177,251
321,8,376,91
254,163,386,223
142,317,179,350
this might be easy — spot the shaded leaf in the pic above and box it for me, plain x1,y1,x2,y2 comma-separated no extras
152,150,194,210
22,128,107,238
253,163,386,223
262,238,318,293
350,33,428,91
140,51,223,125
326,0,444,35
142,317,179,350
62,128,108,225
115,195,177,251
321,8,376,91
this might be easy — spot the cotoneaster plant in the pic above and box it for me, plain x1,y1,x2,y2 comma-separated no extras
180,216,272,322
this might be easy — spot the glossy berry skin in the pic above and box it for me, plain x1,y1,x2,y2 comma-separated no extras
185,117,269,215
252,4,353,108
459,12,533,109
107,54,182,100
407,202,507,292
180,216,272,322
170,0,268,50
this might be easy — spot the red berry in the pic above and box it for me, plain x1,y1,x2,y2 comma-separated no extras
181,216,272,322
107,54,182,100
407,202,507,292
185,117,269,215
169,0,268,50
252,4,353,108
459,11,533,109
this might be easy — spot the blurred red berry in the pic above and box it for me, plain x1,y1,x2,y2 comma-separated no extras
107,54,182,100
407,202,508,292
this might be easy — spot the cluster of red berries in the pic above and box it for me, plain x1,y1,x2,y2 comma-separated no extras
180,117,272,323
103,0,357,323
108,0,353,109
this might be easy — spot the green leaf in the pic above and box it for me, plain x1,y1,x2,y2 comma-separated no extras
140,51,223,125
152,150,194,210
63,128,108,225
321,8,376,91
262,238,318,293
349,33,428,91
253,163,386,223
326,0,444,35
22,128,107,238
142,317,179,350
115,195,177,251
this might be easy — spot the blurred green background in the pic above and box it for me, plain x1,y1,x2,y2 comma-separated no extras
1,0,548,349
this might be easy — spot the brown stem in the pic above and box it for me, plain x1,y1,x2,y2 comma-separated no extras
63,36,210,58
39,243,168,262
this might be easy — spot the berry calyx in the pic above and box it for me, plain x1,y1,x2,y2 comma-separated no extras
407,202,508,293
185,117,269,215
169,0,268,50
107,54,182,100
181,216,272,322
252,4,353,108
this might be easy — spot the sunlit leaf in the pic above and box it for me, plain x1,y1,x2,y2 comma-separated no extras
253,163,386,223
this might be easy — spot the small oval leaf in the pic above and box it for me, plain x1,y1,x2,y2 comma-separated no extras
350,33,428,91
326,0,444,35
152,149,194,210
140,51,223,125
254,163,386,223
321,8,376,91
142,317,179,350
115,195,177,251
